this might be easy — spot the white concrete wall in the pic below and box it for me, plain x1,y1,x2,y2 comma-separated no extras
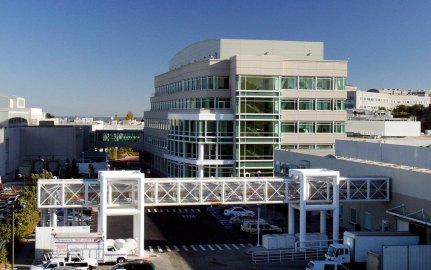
346,120,421,137
336,140,431,169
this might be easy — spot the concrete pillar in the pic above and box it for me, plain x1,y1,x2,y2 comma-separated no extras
198,143,204,178
198,144,204,161
136,174,145,257
332,173,340,242
299,175,307,248
288,204,295,234
51,210,57,227
98,175,107,234
40,209,45,226
320,211,326,234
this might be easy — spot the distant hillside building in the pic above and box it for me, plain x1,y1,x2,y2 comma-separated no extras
346,87,430,111
143,39,348,178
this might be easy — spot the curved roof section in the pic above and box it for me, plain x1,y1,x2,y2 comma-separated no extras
169,39,324,70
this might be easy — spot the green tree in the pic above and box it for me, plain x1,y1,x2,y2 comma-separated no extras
88,163,95,178
114,114,120,121
125,111,134,120
0,247,7,269
392,104,425,119
45,112,55,119
31,169,54,184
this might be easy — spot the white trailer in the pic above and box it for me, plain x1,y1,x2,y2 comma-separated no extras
326,231,419,264
367,245,431,270
51,232,128,264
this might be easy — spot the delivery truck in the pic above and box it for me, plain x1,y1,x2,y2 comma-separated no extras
325,231,419,264
51,232,128,264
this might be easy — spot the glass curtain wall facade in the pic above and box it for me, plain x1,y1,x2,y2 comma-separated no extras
235,76,281,177
166,119,234,177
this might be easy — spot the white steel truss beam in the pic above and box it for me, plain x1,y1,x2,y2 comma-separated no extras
38,175,390,208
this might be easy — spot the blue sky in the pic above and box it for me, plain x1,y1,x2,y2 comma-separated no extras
1,0,430,117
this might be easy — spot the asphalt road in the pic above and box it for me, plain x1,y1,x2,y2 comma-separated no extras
17,205,309,270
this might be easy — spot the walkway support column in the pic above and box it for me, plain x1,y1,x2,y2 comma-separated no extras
198,144,204,178
136,173,145,257
288,204,295,234
320,211,326,234
299,175,307,249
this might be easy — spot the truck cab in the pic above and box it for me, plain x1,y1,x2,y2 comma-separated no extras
326,244,351,263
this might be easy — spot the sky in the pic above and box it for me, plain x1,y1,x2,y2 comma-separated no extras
1,0,431,117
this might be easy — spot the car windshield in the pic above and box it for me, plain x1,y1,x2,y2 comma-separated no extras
327,246,336,257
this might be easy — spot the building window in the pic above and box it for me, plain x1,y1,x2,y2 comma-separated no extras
298,100,315,110
334,100,345,110
299,77,315,90
281,122,297,133
364,212,373,231
316,100,332,110
316,122,332,133
281,100,297,110
281,76,297,89
298,122,314,133
334,77,345,90
334,122,345,133
316,77,332,90
240,76,276,90
350,208,357,224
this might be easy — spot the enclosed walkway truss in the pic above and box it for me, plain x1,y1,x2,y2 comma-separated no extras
37,170,390,257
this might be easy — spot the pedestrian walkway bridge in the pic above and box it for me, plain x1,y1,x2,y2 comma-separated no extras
37,171,389,208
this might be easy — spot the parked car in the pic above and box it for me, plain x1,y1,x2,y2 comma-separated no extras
306,260,350,270
223,207,255,217
110,260,156,270
229,214,256,225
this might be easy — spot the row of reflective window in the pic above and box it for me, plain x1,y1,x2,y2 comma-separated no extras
151,97,231,111
281,99,345,110
96,132,141,142
155,76,229,97
151,97,346,113
281,121,345,133
153,75,346,99
359,97,429,105
237,76,346,91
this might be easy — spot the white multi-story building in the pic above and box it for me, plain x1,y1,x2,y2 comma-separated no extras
144,39,348,178
347,87,430,111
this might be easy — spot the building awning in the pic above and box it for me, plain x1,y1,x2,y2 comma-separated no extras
386,204,431,227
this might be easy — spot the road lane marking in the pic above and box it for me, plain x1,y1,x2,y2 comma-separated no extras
148,246,154,252
207,244,215,251
157,245,163,252
190,245,197,251
223,244,231,250
166,246,171,252
182,245,189,251
174,245,180,251
232,244,240,250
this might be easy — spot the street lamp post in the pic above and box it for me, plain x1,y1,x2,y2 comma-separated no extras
10,201,24,270
11,209,14,270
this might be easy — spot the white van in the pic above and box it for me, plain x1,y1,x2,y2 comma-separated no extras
306,260,350,270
